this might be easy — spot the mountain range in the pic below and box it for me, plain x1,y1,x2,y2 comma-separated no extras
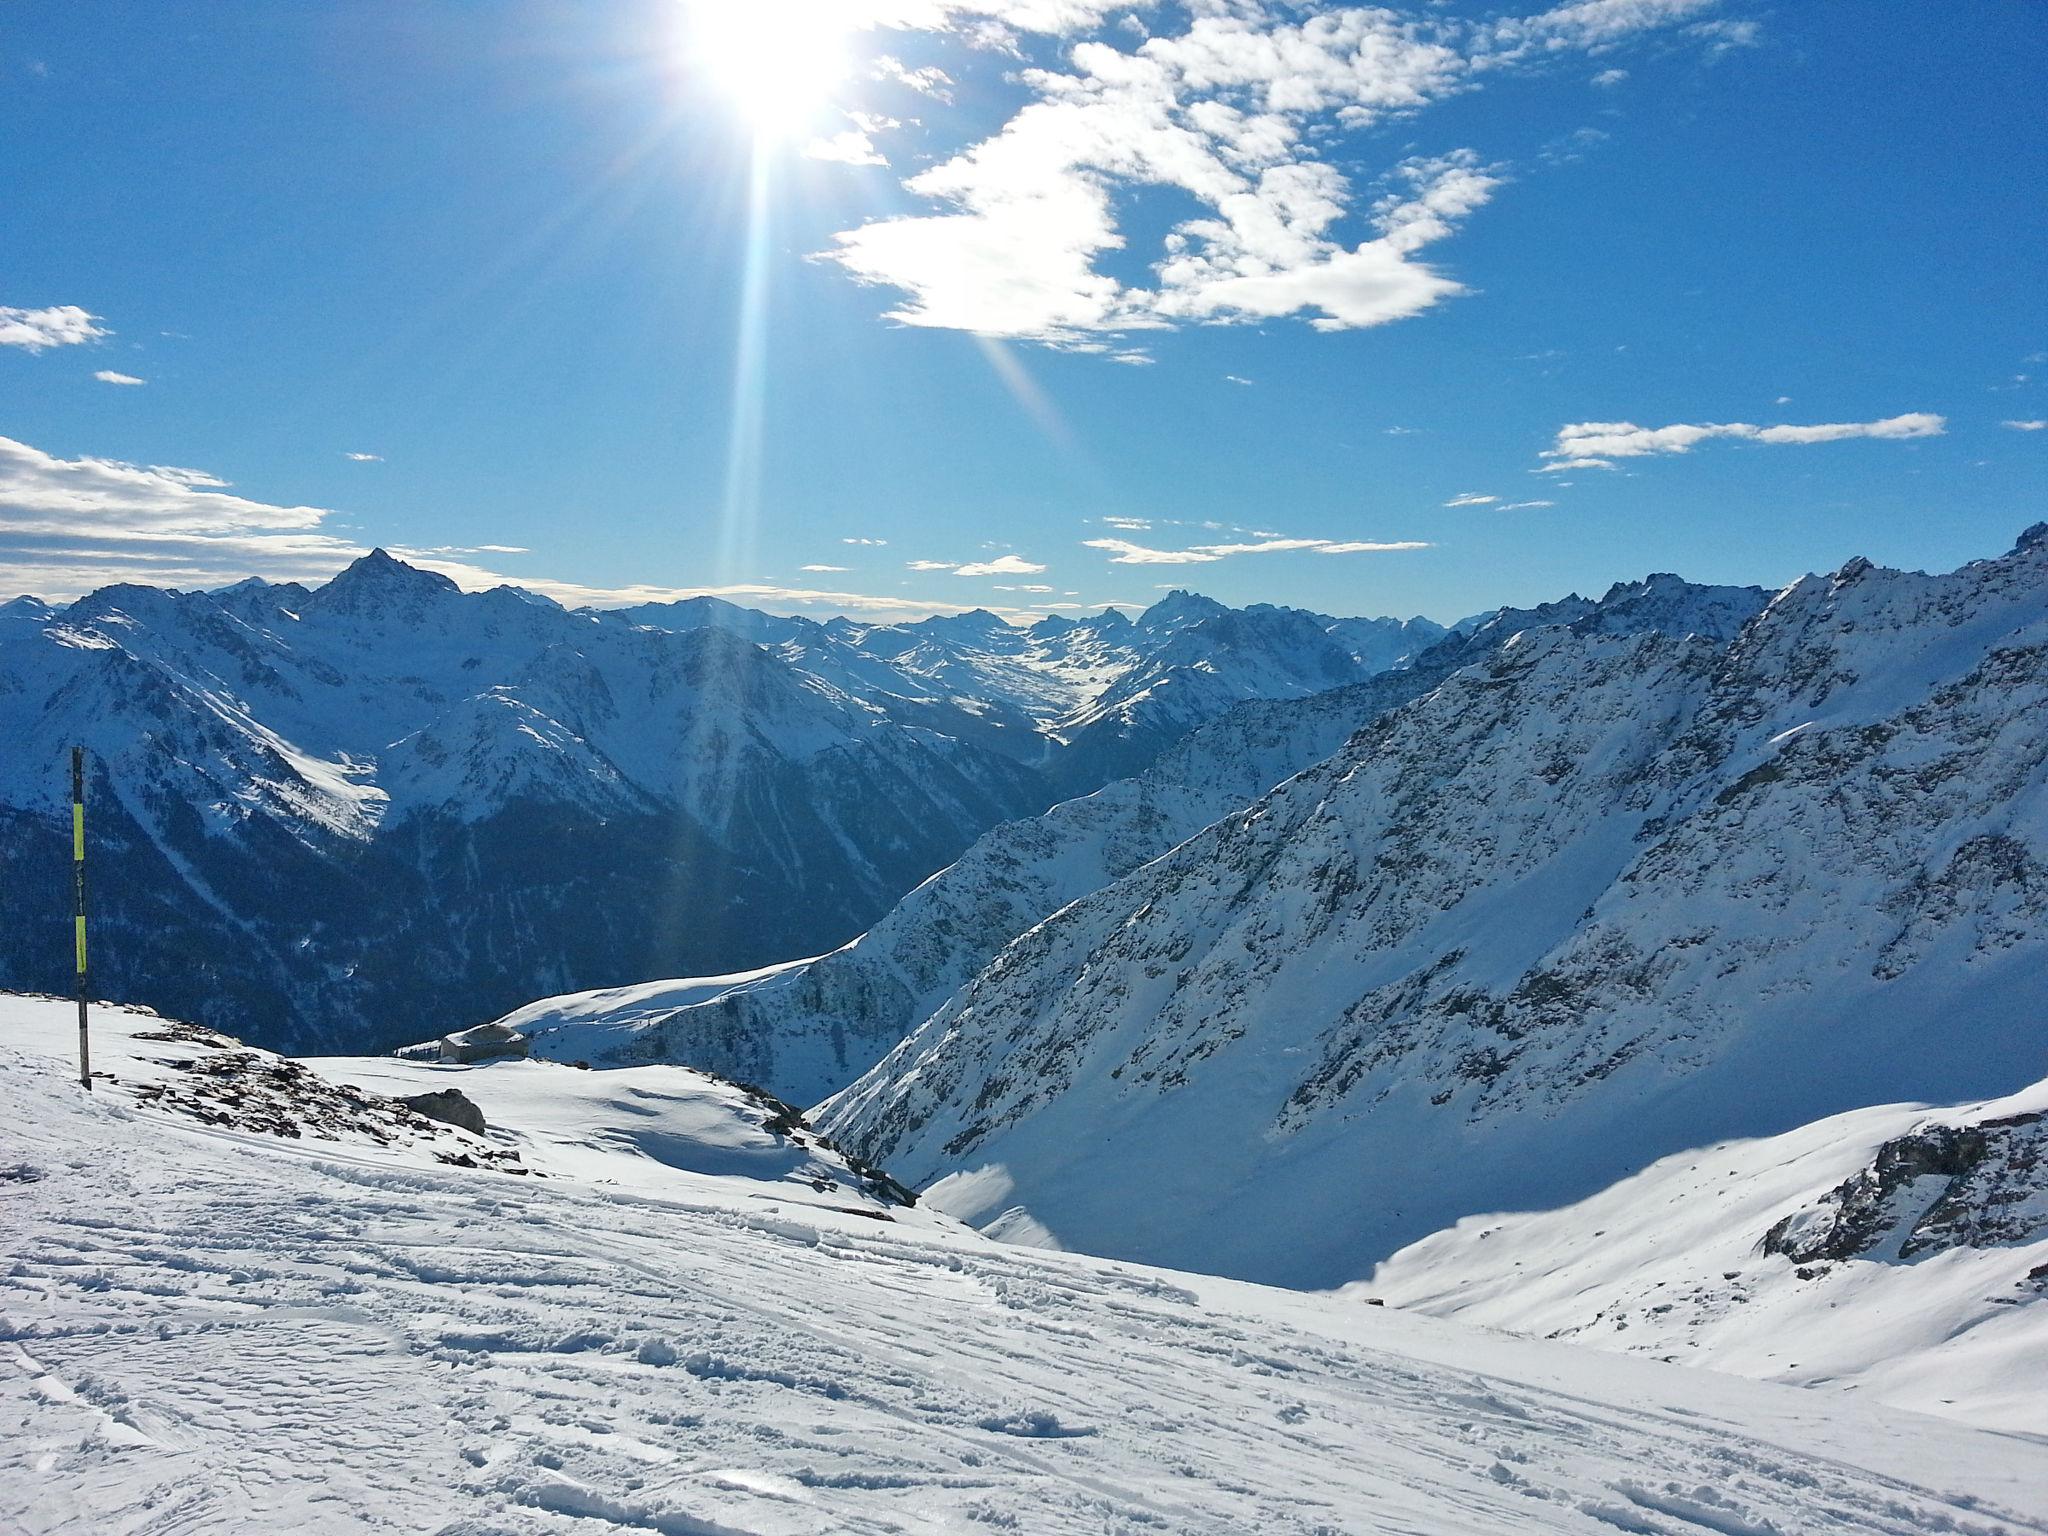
0,552,1438,1051
501,572,1770,1102
5,527,2044,1446
812,528,2048,1286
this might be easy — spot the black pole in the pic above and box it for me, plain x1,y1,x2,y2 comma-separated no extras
72,746,91,1091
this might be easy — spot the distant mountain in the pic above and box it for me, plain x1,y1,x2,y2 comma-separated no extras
0,552,1434,1052
815,530,2048,1287
616,587,1447,789
495,573,1766,1104
0,554,1040,1051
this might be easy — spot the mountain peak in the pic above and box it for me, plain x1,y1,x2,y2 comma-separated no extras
917,607,1010,635
1137,590,1229,630
310,549,460,613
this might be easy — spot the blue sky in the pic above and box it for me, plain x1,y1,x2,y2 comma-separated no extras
1,0,2042,623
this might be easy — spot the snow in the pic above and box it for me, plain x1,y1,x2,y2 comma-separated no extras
486,961,820,1068
6,992,2046,1535
1,550,1458,1057
1365,1081,2048,1433
487,574,1769,1105
816,536,2048,1294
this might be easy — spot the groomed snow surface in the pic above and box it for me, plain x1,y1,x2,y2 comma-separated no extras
5,997,2046,1535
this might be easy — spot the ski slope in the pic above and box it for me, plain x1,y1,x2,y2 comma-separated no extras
5,996,2046,1534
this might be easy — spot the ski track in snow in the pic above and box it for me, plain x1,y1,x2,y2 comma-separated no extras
4,1006,2046,1534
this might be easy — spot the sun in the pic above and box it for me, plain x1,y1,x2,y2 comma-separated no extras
682,0,854,137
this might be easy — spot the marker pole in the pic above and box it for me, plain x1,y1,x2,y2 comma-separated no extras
72,746,91,1091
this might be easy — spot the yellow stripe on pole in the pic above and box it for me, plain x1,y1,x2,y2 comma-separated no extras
73,801,85,861
75,914,88,974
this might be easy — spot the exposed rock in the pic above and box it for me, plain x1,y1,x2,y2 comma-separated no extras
1763,1111,2048,1265
401,1088,488,1135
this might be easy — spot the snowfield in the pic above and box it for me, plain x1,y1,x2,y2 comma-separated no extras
1366,1082,2048,1433
7,995,2045,1535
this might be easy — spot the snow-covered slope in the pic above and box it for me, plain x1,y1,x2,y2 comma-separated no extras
1365,1079,2048,1432
818,531,2048,1289
495,574,1765,1104
6,993,2044,1533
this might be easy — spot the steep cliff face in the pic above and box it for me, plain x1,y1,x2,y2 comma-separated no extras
815,532,2048,1287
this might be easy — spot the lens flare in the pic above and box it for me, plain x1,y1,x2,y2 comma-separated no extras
683,0,851,136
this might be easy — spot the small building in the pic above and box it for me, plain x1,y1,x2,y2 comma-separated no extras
438,1022,531,1064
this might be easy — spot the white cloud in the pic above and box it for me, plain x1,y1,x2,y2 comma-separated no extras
1540,412,1946,469
1086,537,1220,564
954,552,1049,575
1195,538,1333,556
807,111,900,166
0,304,109,352
901,552,1051,576
2002,419,2047,432
802,563,852,571
872,53,955,101
820,0,1746,351
1100,514,1153,530
1443,492,1497,506
344,451,384,462
1590,67,1628,86
807,130,889,166
93,370,146,386
1224,374,1252,386
1481,0,1721,56
1085,532,1429,564
1499,499,1554,510
842,536,889,545
853,2,1140,35
1688,17,1761,56
0,432,1056,622
0,435,332,539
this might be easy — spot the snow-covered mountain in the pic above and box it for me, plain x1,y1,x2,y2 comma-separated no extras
0,553,1043,1050
1366,1078,2048,1432
0,554,1435,1054
620,587,1446,784
816,530,2048,1289
6,992,2043,1532
492,573,1767,1104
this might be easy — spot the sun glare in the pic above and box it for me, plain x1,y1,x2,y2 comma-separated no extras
683,0,852,137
